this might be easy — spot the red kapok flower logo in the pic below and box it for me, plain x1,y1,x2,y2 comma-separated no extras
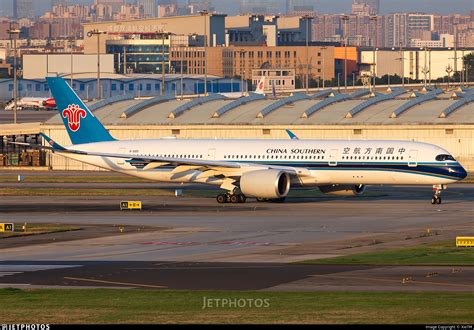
62,104,87,132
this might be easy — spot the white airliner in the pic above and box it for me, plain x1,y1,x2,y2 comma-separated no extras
15,77,467,205
219,75,266,98
5,97,56,111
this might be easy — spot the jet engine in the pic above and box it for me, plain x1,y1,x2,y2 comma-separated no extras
318,184,366,196
240,170,291,199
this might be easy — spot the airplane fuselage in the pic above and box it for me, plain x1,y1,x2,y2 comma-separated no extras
59,138,467,187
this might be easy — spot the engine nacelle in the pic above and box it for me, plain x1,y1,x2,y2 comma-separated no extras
319,184,366,196
240,170,291,199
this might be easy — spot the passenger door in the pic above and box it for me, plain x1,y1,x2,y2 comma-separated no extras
408,149,418,167
207,148,216,160
116,148,126,165
329,149,338,167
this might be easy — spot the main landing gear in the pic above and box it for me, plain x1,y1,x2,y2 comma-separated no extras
216,193,247,204
431,185,446,205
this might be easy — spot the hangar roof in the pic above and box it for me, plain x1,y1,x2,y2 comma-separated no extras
45,89,474,126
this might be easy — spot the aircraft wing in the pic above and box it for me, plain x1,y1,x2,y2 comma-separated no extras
60,148,310,176
10,140,310,177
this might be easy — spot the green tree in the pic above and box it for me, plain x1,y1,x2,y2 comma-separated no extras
463,53,474,82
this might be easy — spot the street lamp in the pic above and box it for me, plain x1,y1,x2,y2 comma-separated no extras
321,46,327,89
303,14,310,94
239,49,247,97
200,10,209,96
370,16,377,94
446,65,453,90
453,24,458,74
420,47,430,91
69,37,75,87
7,22,20,124
86,29,107,99
429,48,432,87
179,44,186,100
397,43,406,88
341,15,349,91
156,31,172,96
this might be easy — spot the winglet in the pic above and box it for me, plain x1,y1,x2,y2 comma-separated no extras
285,129,299,140
40,132,66,151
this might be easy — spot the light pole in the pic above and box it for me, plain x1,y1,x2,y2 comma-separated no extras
398,43,405,88
446,65,453,90
69,37,75,87
321,46,327,89
7,22,20,124
239,49,247,97
303,14,310,94
370,16,377,94
465,50,469,85
87,29,107,99
453,24,458,75
200,10,209,96
180,44,185,100
342,15,349,91
420,47,429,91
123,45,127,75
429,48,432,87
156,31,173,96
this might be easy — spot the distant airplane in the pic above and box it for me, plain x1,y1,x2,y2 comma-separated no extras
13,77,467,205
219,76,266,98
42,98,57,109
5,97,56,111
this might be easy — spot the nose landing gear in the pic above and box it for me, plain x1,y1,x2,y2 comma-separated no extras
431,185,446,205
431,194,442,205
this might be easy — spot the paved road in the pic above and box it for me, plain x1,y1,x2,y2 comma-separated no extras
0,184,472,263
0,183,472,292
0,109,55,124
0,261,471,292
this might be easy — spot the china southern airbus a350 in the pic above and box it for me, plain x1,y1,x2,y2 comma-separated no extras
15,77,467,205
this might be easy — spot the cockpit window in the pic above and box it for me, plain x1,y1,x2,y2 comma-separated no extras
436,154,456,161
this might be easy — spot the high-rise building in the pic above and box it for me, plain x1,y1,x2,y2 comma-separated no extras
51,0,70,5
137,0,156,18
286,0,315,16
353,0,379,16
13,0,34,19
187,0,213,12
240,0,279,15
383,13,433,47
352,2,371,16
158,2,178,18
94,0,125,13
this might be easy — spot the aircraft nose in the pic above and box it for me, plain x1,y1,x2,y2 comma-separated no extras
458,164,468,180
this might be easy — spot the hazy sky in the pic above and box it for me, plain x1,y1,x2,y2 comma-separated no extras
0,0,472,17
212,0,473,15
